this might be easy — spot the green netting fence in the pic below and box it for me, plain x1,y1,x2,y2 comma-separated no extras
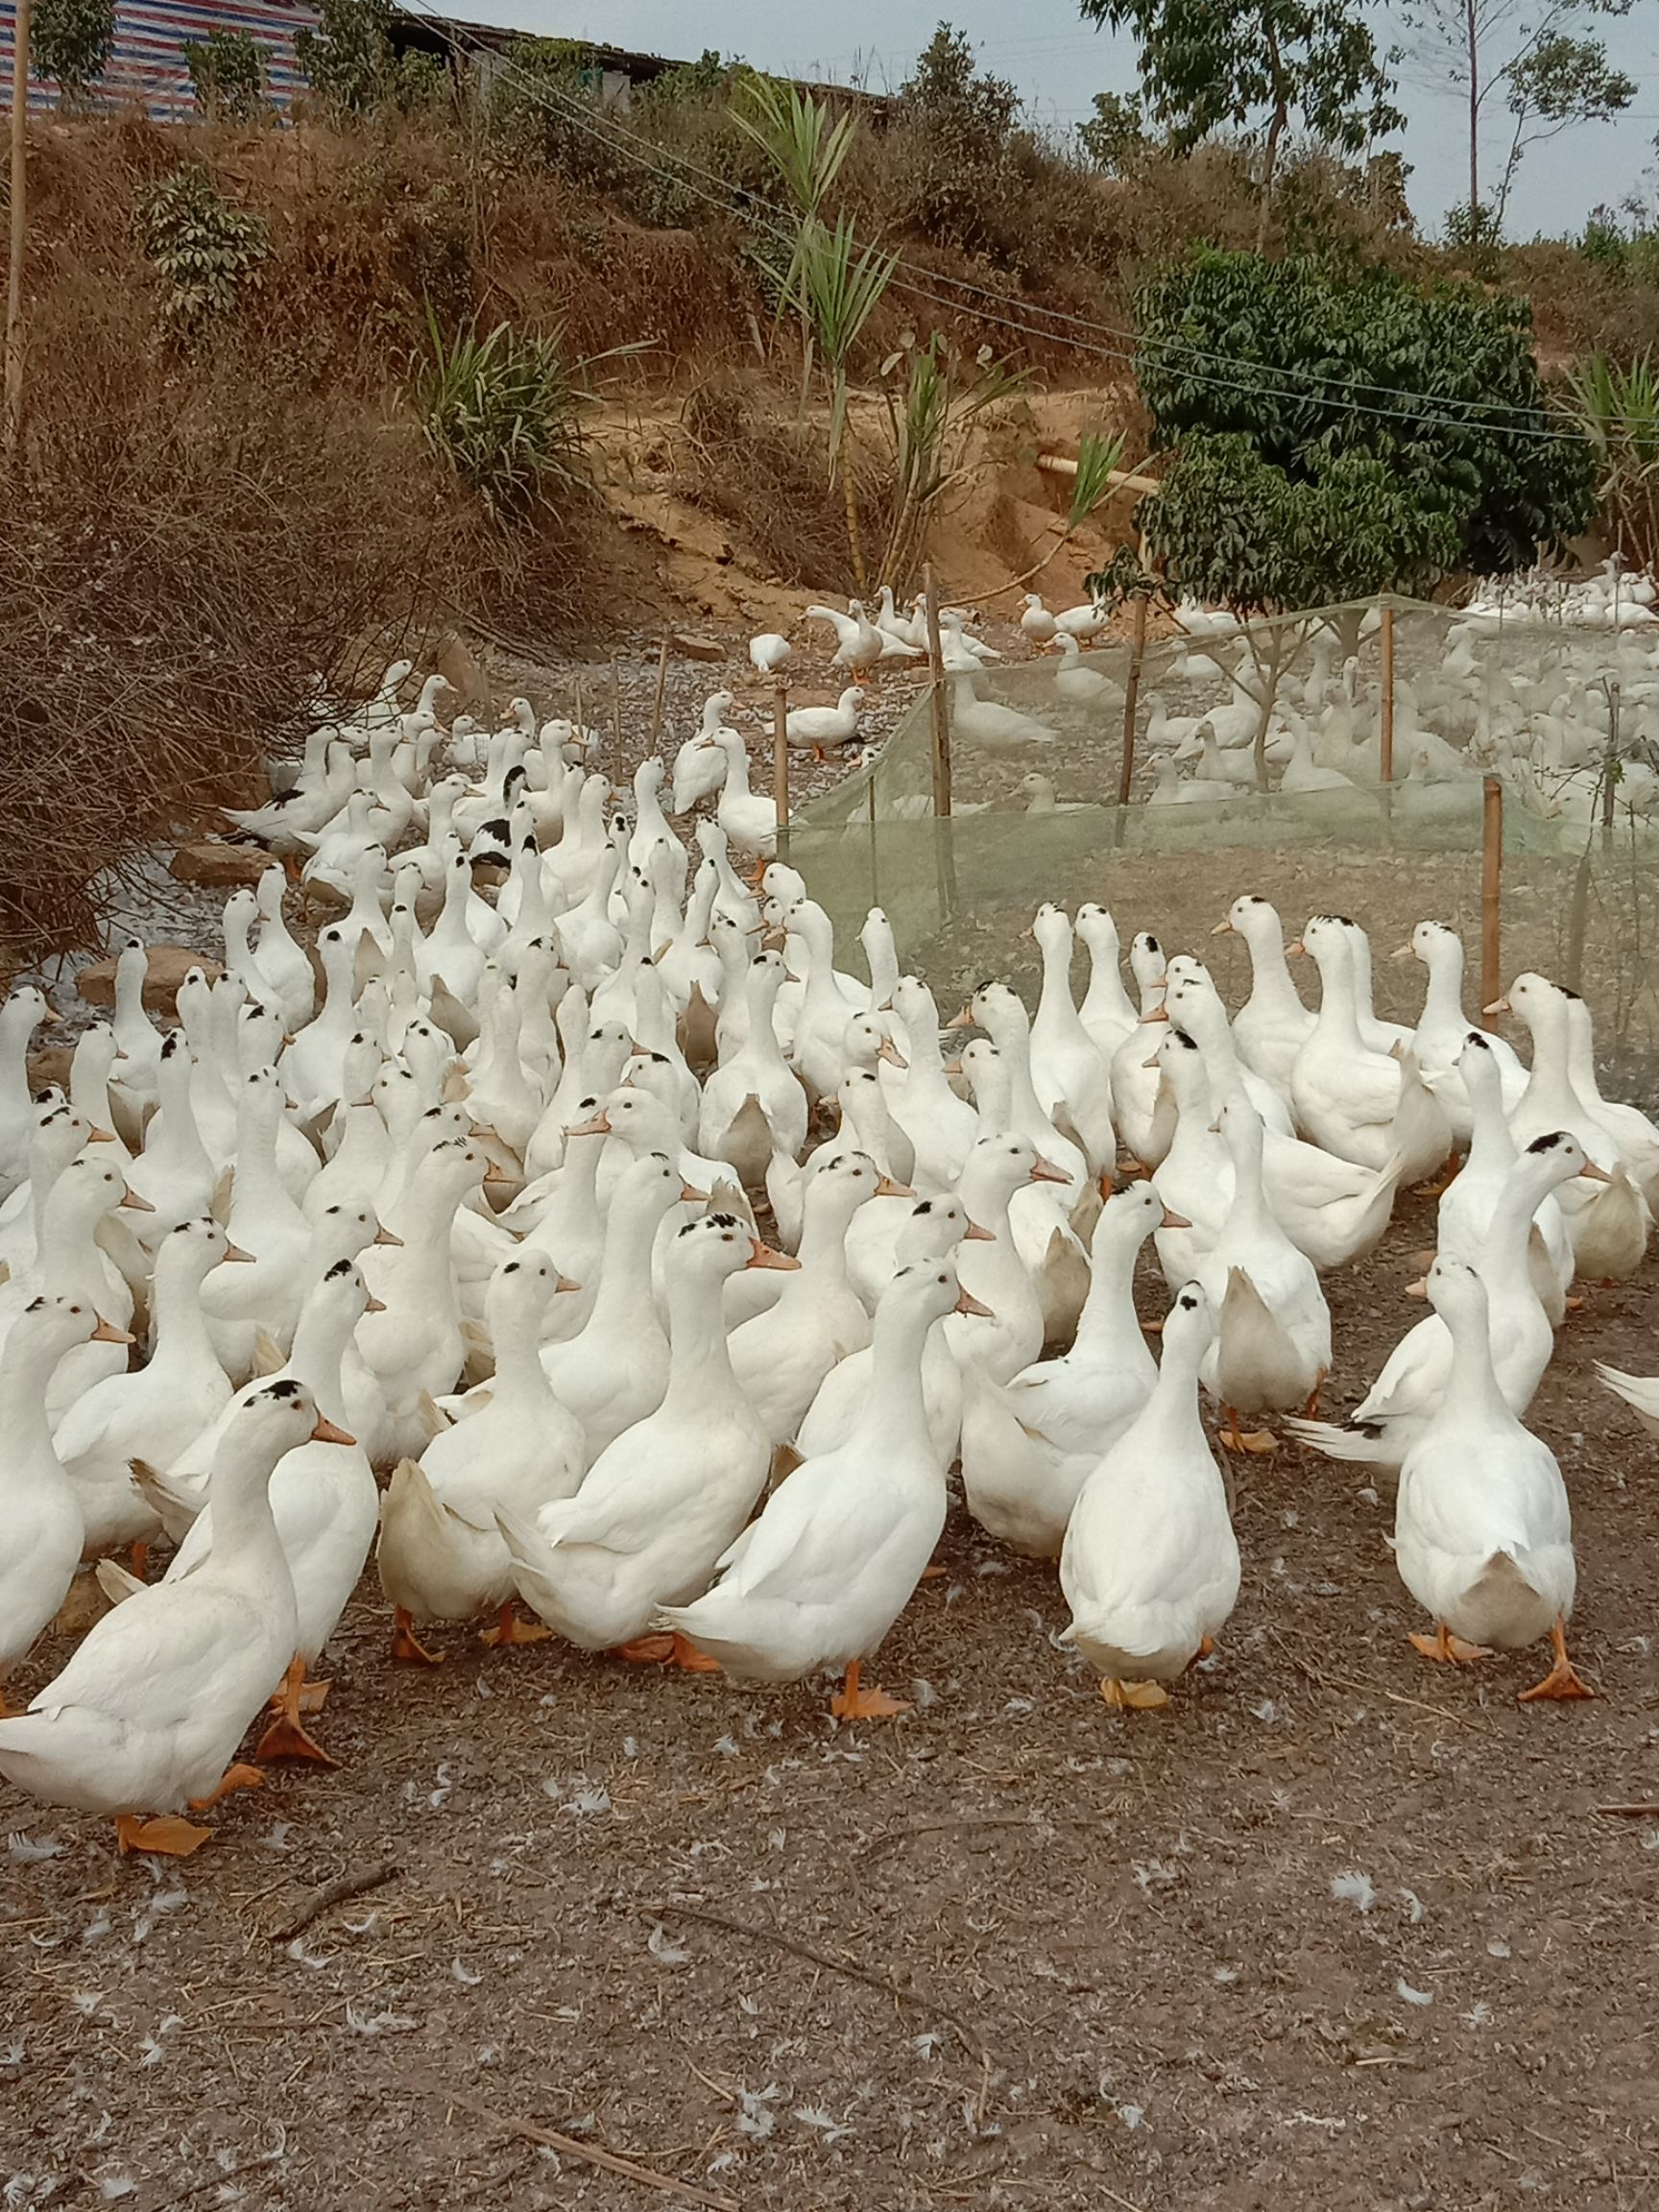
784,595,1659,1101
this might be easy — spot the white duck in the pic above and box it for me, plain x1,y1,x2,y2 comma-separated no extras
539,1151,687,1462
654,1258,979,1719
1438,1032,1573,1321
1212,895,1313,1093
1075,904,1140,1061
728,1151,888,1446
0,1299,130,1705
1289,1131,1604,1469
378,1252,583,1665
1393,1258,1588,1702
1059,1281,1240,1709
786,686,865,758
959,1181,1169,1556
1027,904,1116,1176
1395,920,1527,1135
0,1382,339,1855
1193,1098,1332,1449
126,1262,382,1765
55,1217,243,1562
697,951,808,1186
496,1214,792,1664
356,1138,487,1462
950,676,1055,756
701,728,777,860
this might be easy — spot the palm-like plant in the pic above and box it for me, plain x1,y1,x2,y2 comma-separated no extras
791,214,899,590
1566,351,1659,571
412,310,594,519
878,335,1026,590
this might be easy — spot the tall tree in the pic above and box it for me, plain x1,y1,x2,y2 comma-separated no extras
1077,0,1402,251
1396,0,1635,237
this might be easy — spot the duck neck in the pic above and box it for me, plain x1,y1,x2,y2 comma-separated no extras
207,1455,287,1587
1480,1160,1555,1281
231,1097,288,1226
493,1300,556,1407
661,1262,741,1413
1442,1299,1513,1426
1312,950,1365,1053
152,1251,221,1378
1463,1073,1516,1174
1420,945,1468,1035
0,1003,36,1118
289,1304,350,1427
587,1197,663,1337
0,1328,61,1469
1244,926,1303,1019
850,1297,938,1461
1074,1220,1152,1365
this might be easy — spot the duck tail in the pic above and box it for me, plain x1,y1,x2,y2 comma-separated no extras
1282,1415,1386,1464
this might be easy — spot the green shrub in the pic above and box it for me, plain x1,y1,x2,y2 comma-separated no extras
30,0,115,107
296,0,394,120
139,166,271,327
412,313,594,519
183,27,267,121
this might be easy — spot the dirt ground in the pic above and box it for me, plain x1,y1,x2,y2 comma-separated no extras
5,1174,1658,2212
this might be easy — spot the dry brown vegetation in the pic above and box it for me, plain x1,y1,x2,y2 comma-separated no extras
6,74,1659,960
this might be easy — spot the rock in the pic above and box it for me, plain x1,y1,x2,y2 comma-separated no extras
78,944,219,1014
432,630,487,708
672,632,728,664
28,1045,74,1095
169,840,270,890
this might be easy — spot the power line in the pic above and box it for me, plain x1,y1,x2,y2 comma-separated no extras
403,0,1614,447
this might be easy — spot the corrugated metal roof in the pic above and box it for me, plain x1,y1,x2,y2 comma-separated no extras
0,0,318,116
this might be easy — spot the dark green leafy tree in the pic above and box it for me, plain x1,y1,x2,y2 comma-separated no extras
295,0,394,119
1076,0,1402,250
1396,0,1633,238
183,27,268,121
31,0,116,108
1076,88,1147,174
1134,250,1596,783
896,23,1023,255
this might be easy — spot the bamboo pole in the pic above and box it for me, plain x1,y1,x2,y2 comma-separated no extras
1378,602,1395,783
646,637,670,753
924,562,950,818
772,682,790,858
1481,775,1503,1016
1118,592,1147,808
4,0,31,465
610,656,622,781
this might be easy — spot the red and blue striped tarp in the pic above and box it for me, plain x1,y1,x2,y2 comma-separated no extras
0,0,319,117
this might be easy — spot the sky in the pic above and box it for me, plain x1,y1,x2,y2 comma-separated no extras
420,0,1659,238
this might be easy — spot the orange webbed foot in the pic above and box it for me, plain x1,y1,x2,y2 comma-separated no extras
392,1607,444,1666
188,1761,264,1811
255,1711,340,1766
1408,1623,1492,1665
664,1633,721,1674
479,1602,552,1649
1099,1678,1170,1710
115,1814,212,1857
830,1660,910,1722
1518,1619,1594,1703
612,1632,676,1665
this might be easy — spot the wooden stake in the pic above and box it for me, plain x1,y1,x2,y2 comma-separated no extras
647,636,669,753
772,681,790,855
609,655,622,778
1481,775,1503,1015
1118,592,1148,807
1378,602,1395,783
4,0,31,465
924,561,951,818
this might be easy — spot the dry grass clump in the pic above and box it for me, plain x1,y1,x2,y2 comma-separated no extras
678,377,893,593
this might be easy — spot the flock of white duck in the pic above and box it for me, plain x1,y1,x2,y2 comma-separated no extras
3,628,1659,1861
